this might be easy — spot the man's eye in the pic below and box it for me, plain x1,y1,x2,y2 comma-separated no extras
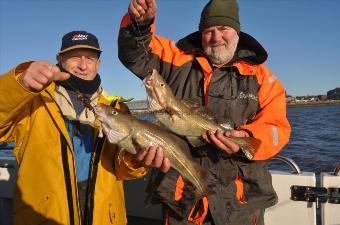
86,57,97,62
219,27,230,31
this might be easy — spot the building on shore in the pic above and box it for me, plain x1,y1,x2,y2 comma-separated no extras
286,86,340,102
126,89,340,109
327,87,340,100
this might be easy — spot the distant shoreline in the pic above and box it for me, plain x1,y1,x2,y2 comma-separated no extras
127,100,340,112
287,100,340,107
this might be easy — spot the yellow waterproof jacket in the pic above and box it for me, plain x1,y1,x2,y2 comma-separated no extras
0,62,146,225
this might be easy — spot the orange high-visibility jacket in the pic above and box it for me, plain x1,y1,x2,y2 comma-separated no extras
119,13,291,225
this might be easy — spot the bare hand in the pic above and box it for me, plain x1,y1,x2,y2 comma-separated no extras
128,0,157,22
136,146,170,173
201,130,246,154
19,61,70,92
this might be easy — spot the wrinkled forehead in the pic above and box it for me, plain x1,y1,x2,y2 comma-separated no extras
201,25,237,34
59,48,100,59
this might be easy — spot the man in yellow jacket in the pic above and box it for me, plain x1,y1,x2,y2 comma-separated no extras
0,30,170,225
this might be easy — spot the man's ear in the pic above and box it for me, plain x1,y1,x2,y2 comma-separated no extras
96,59,101,71
56,55,62,65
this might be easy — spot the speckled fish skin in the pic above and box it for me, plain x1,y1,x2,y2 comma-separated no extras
143,69,261,160
95,103,213,199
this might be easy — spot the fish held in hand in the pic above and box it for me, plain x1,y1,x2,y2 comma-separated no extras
94,103,214,200
143,69,261,160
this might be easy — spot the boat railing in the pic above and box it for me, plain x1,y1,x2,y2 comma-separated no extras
271,155,301,174
333,162,340,176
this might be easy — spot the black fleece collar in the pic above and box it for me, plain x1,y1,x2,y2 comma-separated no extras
55,64,101,95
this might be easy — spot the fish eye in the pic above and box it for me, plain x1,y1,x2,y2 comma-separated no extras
111,110,118,115
160,83,165,87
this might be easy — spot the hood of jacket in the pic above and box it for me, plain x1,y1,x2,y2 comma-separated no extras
176,31,268,65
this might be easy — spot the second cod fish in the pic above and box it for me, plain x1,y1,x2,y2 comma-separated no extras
143,69,261,160
95,103,213,200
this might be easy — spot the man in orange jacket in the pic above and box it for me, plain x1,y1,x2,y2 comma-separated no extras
118,0,291,224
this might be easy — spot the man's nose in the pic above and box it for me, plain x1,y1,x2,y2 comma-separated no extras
79,56,87,70
211,29,222,42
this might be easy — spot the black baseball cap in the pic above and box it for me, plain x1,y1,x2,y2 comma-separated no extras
57,31,102,55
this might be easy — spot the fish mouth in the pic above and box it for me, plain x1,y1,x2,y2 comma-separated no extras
143,74,165,111
143,73,154,90
146,93,163,111
94,107,128,143
94,105,106,121
93,106,112,134
101,122,111,134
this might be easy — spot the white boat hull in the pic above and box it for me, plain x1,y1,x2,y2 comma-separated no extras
1,157,339,225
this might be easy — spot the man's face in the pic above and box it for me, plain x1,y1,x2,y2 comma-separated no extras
58,49,100,80
201,26,239,66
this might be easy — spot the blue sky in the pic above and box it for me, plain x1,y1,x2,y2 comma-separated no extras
1,0,339,100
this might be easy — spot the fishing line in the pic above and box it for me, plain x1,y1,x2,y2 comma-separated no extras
132,14,153,76
63,78,95,117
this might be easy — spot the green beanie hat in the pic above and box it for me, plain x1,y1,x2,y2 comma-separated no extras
199,0,240,34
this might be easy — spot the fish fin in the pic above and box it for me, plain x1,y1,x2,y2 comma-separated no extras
231,137,262,160
148,120,176,133
130,109,155,116
180,98,201,108
119,137,138,154
219,123,234,130
218,119,235,130
186,136,207,147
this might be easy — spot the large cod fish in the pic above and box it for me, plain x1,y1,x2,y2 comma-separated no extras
143,69,261,160
94,104,213,200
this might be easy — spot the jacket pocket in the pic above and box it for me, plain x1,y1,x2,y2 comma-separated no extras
14,195,60,225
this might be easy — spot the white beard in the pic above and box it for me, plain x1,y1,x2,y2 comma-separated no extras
203,34,239,66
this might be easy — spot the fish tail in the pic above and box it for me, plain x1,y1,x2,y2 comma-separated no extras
231,137,262,160
194,184,215,205
192,164,215,203
202,186,215,198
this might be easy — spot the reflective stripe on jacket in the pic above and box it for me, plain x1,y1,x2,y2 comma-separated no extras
0,62,147,225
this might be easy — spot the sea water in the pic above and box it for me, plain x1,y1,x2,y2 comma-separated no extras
1,104,339,173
